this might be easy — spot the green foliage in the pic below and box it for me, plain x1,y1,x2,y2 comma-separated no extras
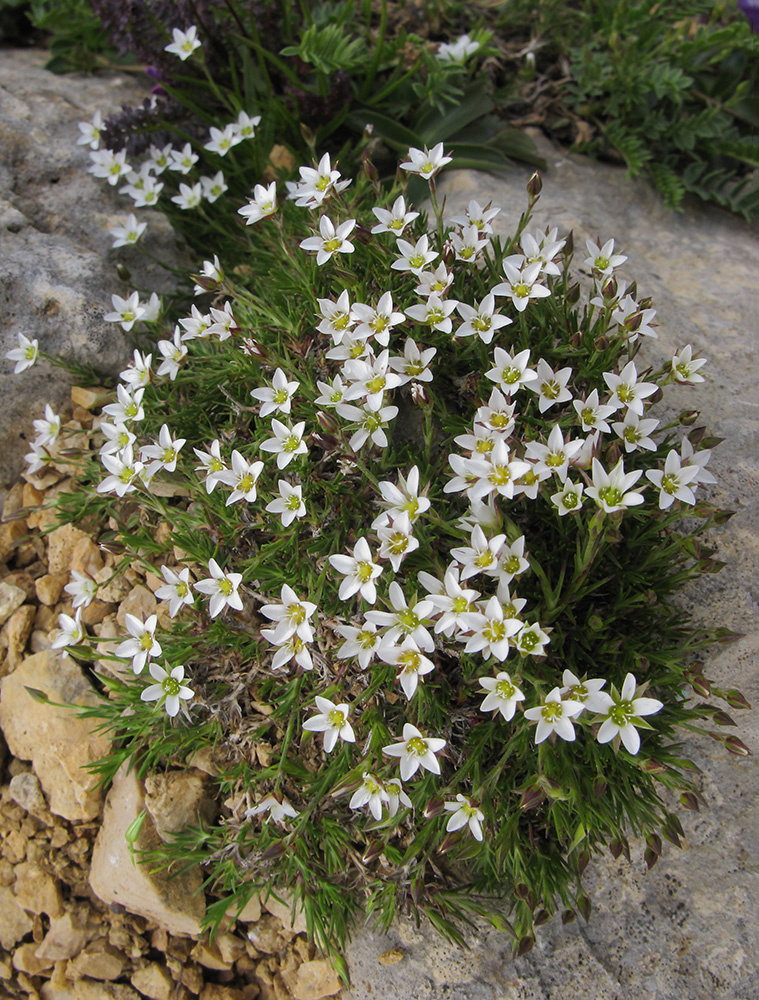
27,0,119,71
52,162,748,958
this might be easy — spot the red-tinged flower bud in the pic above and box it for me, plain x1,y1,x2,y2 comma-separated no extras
315,410,340,434
442,241,455,267
577,849,590,877
691,675,711,698
534,909,550,927
438,833,458,855
649,386,663,405
517,935,535,957
260,841,287,863
644,760,666,774
519,785,543,811
712,709,737,727
527,171,542,200
99,539,126,556
593,776,607,798
563,230,574,257
362,841,384,864
116,263,131,283
513,882,533,903
724,735,752,756
724,688,752,710
680,792,700,812
310,432,338,451
241,337,266,359
362,154,379,186
601,277,618,301
679,409,700,425
576,894,592,923
561,908,576,925
410,382,430,406
593,335,609,351
566,281,581,305
423,796,444,819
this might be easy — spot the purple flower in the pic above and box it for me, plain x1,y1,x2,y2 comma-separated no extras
739,0,759,31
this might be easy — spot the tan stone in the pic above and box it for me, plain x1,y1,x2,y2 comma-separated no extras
42,980,142,1000
0,580,25,624
93,566,132,603
70,536,104,577
80,598,116,626
35,908,93,962
36,572,67,605
231,892,261,924
3,481,25,520
2,603,35,669
3,569,35,599
198,986,249,1000
0,519,27,564
69,940,126,980
130,962,174,1000
0,650,111,820
13,861,63,918
12,941,55,976
71,385,110,410
46,523,90,576
263,891,308,935
190,940,233,971
0,884,34,950
143,770,217,843
145,570,163,594
246,915,287,955
1,828,26,863
89,763,206,937
9,771,49,820
117,584,157,627
292,960,342,1000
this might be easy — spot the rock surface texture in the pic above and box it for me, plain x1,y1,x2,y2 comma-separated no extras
341,139,759,1000
0,49,186,488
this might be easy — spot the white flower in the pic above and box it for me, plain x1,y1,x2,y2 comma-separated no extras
155,566,195,618
366,581,434,651
449,199,501,234
340,403,398,451
444,795,484,841
64,570,98,609
193,440,227,493
299,216,356,265
479,671,525,721
140,424,186,477
204,124,242,157
467,440,531,503
613,410,660,453
200,170,228,203
385,778,412,817
32,404,61,448
127,175,164,207
104,292,144,332
77,110,104,149
179,304,212,341
99,421,135,457
303,696,355,753
388,339,437,386
147,142,173,173
233,111,261,139
680,437,717,486
462,595,521,661
89,148,132,185
343,350,403,411
521,228,566,275
371,195,419,235
239,182,278,225
559,670,608,714
317,290,355,342
349,773,389,821
336,620,382,669
194,558,243,618
455,294,511,345
405,295,457,335
593,672,663,754
573,388,616,434
24,442,52,476
671,345,707,384
513,621,550,657
584,238,627,276
551,481,585,516
262,629,313,671
217,450,265,505
171,182,203,210
485,347,537,396
527,359,573,412
646,449,700,510
450,525,507,581
115,613,161,675
451,224,489,263
603,360,658,415
491,260,550,312
156,327,188,380
140,663,194,717
260,584,317,644
266,480,306,527
5,332,39,374
497,536,530,584
400,143,452,180
288,152,351,208
524,687,584,743
372,466,430,529
436,33,479,63
329,537,383,604
525,424,584,484
420,564,480,637
164,24,201,60
169,142,199,174
110,213,147,248
383,724,446,781
97,445,144,496
207,301,238,341
586,457,645,513
351,292,405,347
251,368,300,418
376,512,419,572
416,262,453,298
391,234,438,276
260,419,308,469
50,608,86,654
119,349,152,390
245,794,298,824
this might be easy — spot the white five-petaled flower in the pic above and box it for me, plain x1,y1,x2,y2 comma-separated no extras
204,124,242,157
89,148,132,185
528,359,573,412
444,795,485,841
104,292,144,332
329,537,383,604
77,110,103,149
260,584,317,644
436,33,480,63
593,672,663,754
64,570,98,609
164,24,202,60
405,294,457,335
156,327,188,380
371,195,419,235
524,687,584,743
491,260,551,312
245,794,298,825
646,449,700,510
110,213,147,248
383,724,446,781
584,238,627,276
140,663,194,717
303,695,355,753
349,773,389,821
462,595,522,661
115,613,161,675
455,294,512,345
32,404,61,447
385,778,412,817
372,465,430,529
551,481,585,516
194,558,243,618
265,480,306,527
260,419,308,469
239,182,278,225
486,347,537,396
200,171,228,203
586,457,645,513
400,143,452,180
5,332,39,374
419,564,480,637
155,566,195,618
603,360,658,415
168,142,199,174
559,669,608,714
513,621,550,657
335,620,382,669
351,292,405,347
50,608,86,654
299,216,356,265
450,524,507,581
391,234,438,276
367,581,434,651
376,512,419,572
288,152,351,208
193,440,227,493
217,450,265,505
171,182,203,210
234,110,261,139
97,445,144,496
479,671,525,720
140,423,186,478
525,424,584,484
671,345,707,384
573,388,617,434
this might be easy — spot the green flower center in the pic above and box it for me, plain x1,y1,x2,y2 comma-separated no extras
475,550,495,569
397,609,419,632
595,256,610,270
562,491,579,509
520,629,538,650
542,381,560,399
496,678,515,699
409,254,426,270
209,457,223,473
125,402,139,418
328,709,345,728
623,426,639,443
609,700,634,725
546,452,565,468
473,317,491,332
503,556,521,574
239,473,257,493
459,246,475,259
599,486,623,507
288,604,306,624
676,362,692,379
140,632,154,650
323,238,342,253
399,650,421,671
285,493,302,511
218,578,233,596
273,388,289,404
358,629,376,648
389,219,404,230
366,376,386,394
176,581,188,598
333,313,350,330
316,176,331,191
426,308,445,325
617,384,635,403
490,412,510,429
514,283,530,298
491,466,511,486
163,447,176,464
283,434,301,453
542,701,561,721
501,366,522,384
119,467,135,483
581,407,596,426
388,532,409,554
452,596,469,614
484,620,506,642
406,736,428,756
356,561,375,583
569,683,588,700
661,473,679,494
162,676,181,696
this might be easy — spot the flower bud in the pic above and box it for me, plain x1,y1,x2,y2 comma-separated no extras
240,337,266,359
601,277,618,302
410,382,430,406
116,263,132,283
315,410,340,435
519,784,543,811
423,796,445,819
527,171,542,201
724,735,752,756
723,688,752,710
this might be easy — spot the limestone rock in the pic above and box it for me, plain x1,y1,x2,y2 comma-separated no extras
143,769,217,843
117,584,157,627
69,940,127,980
130,963,174,1000
263,891,308,935
13,860,63,918
36,572,67,605
9,770,50,820
41,981,142,1000
46,523,89,576
1,602,35,670
12,941,55,976
0,884,34,950
292,960,343,1000
0,580,25,624
35,908,94,962
0,649,111,820
70,535,104,577
0,519,27,563
89,763,206,937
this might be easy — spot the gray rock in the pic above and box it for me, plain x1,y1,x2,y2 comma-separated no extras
343,140,759,1000
0,49,186,487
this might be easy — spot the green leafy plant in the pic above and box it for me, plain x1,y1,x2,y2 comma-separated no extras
26,147,749,967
